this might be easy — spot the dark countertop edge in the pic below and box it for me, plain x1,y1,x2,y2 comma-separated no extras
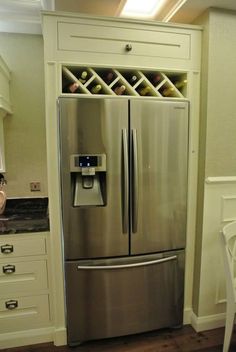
0,229,50,236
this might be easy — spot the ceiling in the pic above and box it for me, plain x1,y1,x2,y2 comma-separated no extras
0,0,236,34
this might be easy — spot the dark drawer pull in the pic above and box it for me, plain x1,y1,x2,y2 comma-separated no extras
125,43,132,51
3,264,15,274
1,244,14,254
5,300,18,310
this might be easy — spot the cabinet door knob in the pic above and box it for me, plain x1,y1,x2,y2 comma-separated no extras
5,300,18,310
125,44,132,52
1,244,14,254
3,264,15,274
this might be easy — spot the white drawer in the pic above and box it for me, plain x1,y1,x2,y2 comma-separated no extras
0,294,50,333
57,21,190,60
0,236,46,258
0,260,48,295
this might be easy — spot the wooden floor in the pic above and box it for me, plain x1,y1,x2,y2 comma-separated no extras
2,325,236,352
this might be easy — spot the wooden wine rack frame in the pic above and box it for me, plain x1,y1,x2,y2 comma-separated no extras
62,66,188,99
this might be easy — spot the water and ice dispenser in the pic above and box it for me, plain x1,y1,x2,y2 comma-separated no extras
70,154,106,206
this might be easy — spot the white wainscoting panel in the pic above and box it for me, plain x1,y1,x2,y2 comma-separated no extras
221,196,236,223
193,176,236,331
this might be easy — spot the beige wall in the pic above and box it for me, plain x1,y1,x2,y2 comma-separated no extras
193,8,236,317
0,33,47,197
195,8,236,179
205,9,236,176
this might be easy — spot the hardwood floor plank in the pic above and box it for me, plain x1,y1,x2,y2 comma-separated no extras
173,328,224,351
1,326,236,352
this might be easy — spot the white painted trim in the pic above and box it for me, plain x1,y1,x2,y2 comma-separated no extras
41,0,55,11
205,176,236,184
221,196,236,223
53,327,67,346
183,307,192,324
0,96,13,115
0,327,54,349
191,311,226,332
162,0,188,22
42,10,202,31
0,56,11,80
0,20,42,35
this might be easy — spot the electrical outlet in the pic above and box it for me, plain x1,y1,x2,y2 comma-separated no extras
30,182,41,192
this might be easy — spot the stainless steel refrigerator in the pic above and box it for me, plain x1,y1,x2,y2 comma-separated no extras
58,96,189,346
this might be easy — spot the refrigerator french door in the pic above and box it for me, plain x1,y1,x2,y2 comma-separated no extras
58,97,189,345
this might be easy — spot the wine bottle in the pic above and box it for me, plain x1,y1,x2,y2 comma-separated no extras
128,75,138,85
114,85,126,95
103,71,114,84
175,79,187,89
91,84,102,94
78,71,88,84
138,86,151,96
64,81,80,93
162,86,175,97
151,74,162,85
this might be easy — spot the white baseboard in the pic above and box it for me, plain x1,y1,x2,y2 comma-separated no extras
0,327,54,349
0,312,226,349
191,311,226,332
0,326,67,349
183,307,192,325
53,326,67,346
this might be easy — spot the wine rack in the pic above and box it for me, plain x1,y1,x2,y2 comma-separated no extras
62,66,188,99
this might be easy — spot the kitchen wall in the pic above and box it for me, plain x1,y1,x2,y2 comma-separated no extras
204,9,236,177
192,8,236,325
194,8,236,179
0,33,47,197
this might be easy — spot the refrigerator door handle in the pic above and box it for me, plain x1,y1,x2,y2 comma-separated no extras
132,128,138,233
77,255,177,270
122,128,129,233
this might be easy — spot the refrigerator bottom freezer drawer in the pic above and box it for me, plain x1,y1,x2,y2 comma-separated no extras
65,250,185,345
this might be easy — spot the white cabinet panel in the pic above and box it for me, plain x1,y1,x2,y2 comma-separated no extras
0,260,48,295
58,22,190,60
0,237,46,258
42,13,201,70
0,234,51,341
0,294,50,333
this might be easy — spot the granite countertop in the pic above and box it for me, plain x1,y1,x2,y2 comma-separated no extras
0,198,49,235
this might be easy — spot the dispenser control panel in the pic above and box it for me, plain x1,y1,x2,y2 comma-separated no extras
76,156,98,168
70,154,106,172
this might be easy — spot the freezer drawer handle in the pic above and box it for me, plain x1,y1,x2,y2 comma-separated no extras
77,255,177,270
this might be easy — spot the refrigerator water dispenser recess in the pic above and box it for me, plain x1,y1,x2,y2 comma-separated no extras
70,154,106,207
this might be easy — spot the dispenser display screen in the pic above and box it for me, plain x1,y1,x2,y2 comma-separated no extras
76,156,98,167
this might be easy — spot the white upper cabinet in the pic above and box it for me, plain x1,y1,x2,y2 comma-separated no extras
0,56,12,173
42,12,202,71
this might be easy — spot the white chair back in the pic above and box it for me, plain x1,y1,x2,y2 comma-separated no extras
220,221,236,352
220,221,236,303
